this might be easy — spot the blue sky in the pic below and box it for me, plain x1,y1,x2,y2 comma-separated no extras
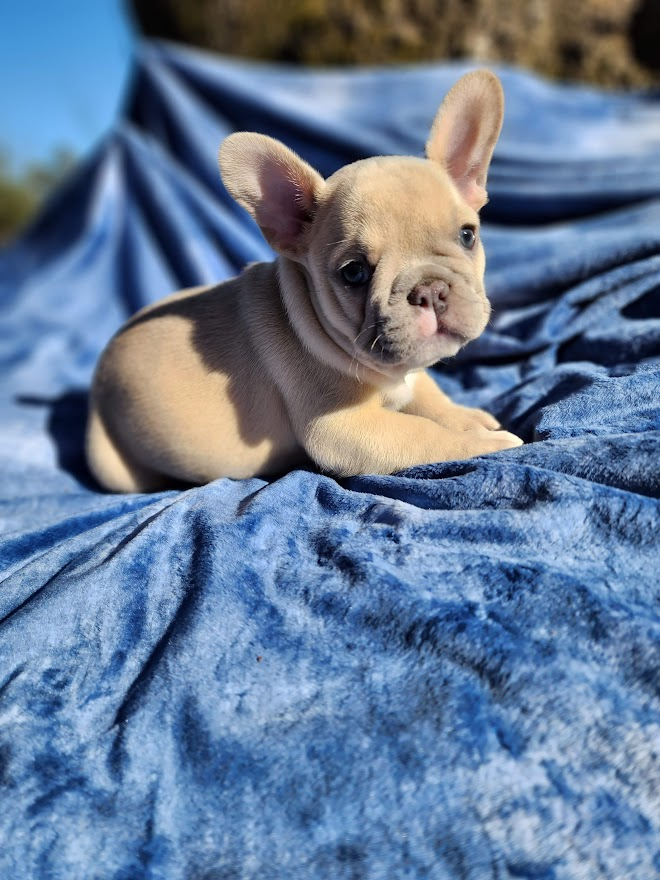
1,1,134,171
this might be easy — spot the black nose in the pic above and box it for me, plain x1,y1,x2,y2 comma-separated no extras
407,279,448,314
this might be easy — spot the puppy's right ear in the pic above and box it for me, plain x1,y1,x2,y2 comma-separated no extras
219,133,325,259
426,70,504,211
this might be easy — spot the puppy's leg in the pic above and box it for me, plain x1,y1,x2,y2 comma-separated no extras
302,399,523,478
403,371,506,432
86,407,170,493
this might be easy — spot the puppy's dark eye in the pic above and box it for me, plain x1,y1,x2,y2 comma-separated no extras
340,260,371,287
459,225,477,250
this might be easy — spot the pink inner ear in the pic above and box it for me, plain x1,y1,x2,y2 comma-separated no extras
255,159,317,253
444,116,480,175
453,175,488,211
427,77,503,212
442,111,490,209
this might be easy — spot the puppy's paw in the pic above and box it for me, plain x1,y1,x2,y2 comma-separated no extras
444,404,502,432
465,426,523,456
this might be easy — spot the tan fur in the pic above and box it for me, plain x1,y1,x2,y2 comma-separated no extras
87,70,522,492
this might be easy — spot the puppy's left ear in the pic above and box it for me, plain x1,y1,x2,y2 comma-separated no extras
219,133,325,259
426,70,504,211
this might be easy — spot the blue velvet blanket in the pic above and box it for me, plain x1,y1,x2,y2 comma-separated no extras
1,40,659,879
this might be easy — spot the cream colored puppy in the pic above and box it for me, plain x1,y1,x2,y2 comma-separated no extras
86,70,522,492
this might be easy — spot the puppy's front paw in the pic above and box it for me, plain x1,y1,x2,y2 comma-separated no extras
465,426,523,456
445,404,502,432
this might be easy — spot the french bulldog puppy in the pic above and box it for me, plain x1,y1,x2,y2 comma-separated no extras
86,70,522,493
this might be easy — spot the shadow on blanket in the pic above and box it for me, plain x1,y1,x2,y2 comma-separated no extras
17,392,95,488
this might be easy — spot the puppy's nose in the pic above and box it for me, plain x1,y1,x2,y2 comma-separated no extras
407,280,448,314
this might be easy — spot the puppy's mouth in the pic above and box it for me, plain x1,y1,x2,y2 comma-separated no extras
363,319,468,369
431,319,469,346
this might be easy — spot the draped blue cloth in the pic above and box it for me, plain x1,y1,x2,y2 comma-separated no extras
1,40,659,879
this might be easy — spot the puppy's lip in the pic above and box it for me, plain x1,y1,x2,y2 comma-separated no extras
365,322,470,357
368,336,398,361
362,326,468,371
436,320,469,346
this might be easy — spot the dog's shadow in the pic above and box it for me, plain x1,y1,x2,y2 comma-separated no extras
17,390,98,489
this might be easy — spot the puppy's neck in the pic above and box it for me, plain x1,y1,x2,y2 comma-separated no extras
277,257,408,388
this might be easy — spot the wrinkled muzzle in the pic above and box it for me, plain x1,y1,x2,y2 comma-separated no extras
359,261,490,370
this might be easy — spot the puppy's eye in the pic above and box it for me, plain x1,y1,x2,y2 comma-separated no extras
459,225,477,250
340,260,371,287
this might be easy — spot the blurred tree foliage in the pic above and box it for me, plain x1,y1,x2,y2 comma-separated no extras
127,0,660,87
0,148,77,245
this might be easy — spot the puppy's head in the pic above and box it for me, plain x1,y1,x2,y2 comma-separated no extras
219,70,503,377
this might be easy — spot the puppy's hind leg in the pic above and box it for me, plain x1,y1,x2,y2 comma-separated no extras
86,407,167,494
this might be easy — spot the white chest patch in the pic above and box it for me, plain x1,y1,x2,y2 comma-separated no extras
382,372,418,411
